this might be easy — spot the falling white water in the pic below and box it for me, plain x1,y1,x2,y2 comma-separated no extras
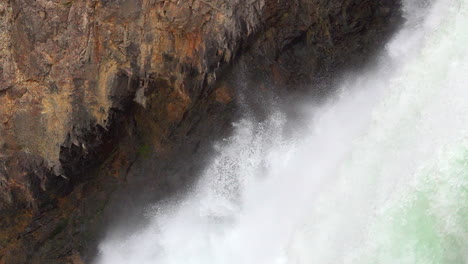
96,0,468,263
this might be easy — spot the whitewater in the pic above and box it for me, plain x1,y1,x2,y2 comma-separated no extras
96,0,468,263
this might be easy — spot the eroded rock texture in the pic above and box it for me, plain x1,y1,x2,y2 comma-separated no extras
0,0,400,263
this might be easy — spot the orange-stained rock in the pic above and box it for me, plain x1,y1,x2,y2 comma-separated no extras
215,84,233,104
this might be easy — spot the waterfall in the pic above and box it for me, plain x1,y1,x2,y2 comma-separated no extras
95,0,468,263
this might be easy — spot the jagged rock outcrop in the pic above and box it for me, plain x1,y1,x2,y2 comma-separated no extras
0,0,400,263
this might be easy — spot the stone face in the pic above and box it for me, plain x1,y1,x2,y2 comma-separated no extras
0,0,401,263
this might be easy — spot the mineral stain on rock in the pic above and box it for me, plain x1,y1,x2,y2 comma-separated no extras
0,0,401,263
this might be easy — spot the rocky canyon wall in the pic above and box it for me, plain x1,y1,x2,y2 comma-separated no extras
0,0,400,263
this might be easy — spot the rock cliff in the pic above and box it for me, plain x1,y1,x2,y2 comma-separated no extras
0,0,400,263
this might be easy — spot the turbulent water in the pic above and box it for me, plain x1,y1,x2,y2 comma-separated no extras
96,0,468,263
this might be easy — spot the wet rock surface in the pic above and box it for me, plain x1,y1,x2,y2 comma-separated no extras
0,0,401,263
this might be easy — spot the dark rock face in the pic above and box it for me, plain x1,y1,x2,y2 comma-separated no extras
0,0,401,263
